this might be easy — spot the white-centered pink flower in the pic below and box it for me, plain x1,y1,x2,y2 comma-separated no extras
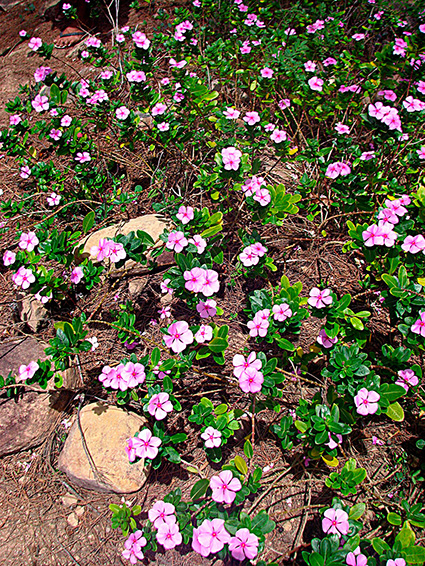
18,361,39,381
176,205,194,225
200,426,221,448
19,231,39,252
148,500,176,528
272,302,292,322
3,250,16,266
210,470,242,504
164,320,194,353
354,388,380,415
308,287,333,308
148,392,173,420
229,528,259,561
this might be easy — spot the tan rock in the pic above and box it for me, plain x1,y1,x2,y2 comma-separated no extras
76,214,168,264
75,506,85,517
58,402,148,493
18,296,48,332
128,278,148,299
61,494,79,508
67,512,79,528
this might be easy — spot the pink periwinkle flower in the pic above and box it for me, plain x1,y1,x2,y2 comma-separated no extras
417,147,425,160
184,267,205,293
317,329,338,348
164,321,194,353
75,152,91,163
70,266,84,284
148,500,176,528
229,528,259,561
188,234,207,254
34,66,52,82
223,107,240,119
239,366,264,393
195,518,231,555
354,388,380,415
31,94,49,112
335,122,350,134
121,362,146,388
20,165,31,179
116,106,130,120
18,361,39,381
260,67,274,78
247,309,270,337
122,531,147,564
402,235,425,254
61,115,72,127
322,508,349,536
396,369,419,392
221,146,242,170
10,114,21,126
308,76,324,92
411,312,425,337
176,205,194,225
12,266,36,289
196,299,217,318
3,250,16,266
156,520,182,550
346,549,367,566
201,426,221,448
166,231,188,253
233,351,262,379
127,429,162,461
28,37,42,51
148,392,173,420
308,287,333,308
195,324,213,343
272,302,292,322
19,231,39,252
362,224,384,247
210,470,242,504
243,111,261,126
47,192,61,206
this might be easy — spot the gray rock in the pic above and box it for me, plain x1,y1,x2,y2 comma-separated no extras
18,296,48,332
128,278,148,299
58,402,148,493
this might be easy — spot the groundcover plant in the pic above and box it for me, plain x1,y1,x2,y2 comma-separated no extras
1,0,425,563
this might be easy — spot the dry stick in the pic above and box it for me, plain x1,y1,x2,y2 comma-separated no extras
26,199,98,229
291,473,312,562
248,465,293,514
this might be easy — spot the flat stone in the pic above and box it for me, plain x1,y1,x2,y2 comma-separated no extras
61,494,79,508
76,214,169,267
128,278,148,299
18,296,48,333
67,513,79,528
58,402,148,493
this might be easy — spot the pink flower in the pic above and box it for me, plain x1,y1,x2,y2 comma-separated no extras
385,198,407,217
3,250,16,266
247,310,270,337
378,90,397,101
85,36,101,48
239,245,260,267
31,94,49,113
325,161,351,178
352,33,365,41
380,223,398,247
156,521,182,550
200,269,219,297
70,266,84,284
9,114,21,125
417,147,425,160
304,60,316,72
192,527,211,557
402,235,425,253
270,128,287,143
279,98,291,109
164,321,194,353
116,106,130,120
176,205,194,225
122,531,147,564
126,70,146,83
239,367,264,393
229,528,259,561
378,207,398,225
335,122,350,134
308,76,324,92
197,518,231,554
60,114,72,127
34,66,52,82
19,231,39,252
260,67,274,78
308,287,333,308
317,329,338,348
18,361,39,381
221,146,242,170
148,392,173,420
184,267,205,293
243,111,261,126
387,559,406,566
130,428,162,460
223,107,240,119
188,234,207,254
28,37,42,51
12,266,35,289
200,426,221,448
346,550,367,566
75,152,91,163
396,369,419,392
233,351,262,379
151,102,167,116
47,192,61,206
19,30,27,37
166,231,188,253
322,508,349,536
107,241,126,263
195,324,213,343
360,151,375,160
272,303,292,322
323,57,337,66
157,122,169,132
196,299,217,318
160,278,173,294
210,470,242,504
362,224,384,247
158,306,171,319
20,165,31,179
148,500,176,528
411,312,425,337
122,362,146,388
354,388,380,415
372,436,384,446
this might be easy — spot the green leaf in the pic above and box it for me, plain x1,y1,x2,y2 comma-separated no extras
396,522,415,549
308,552,324,566
372,538,391,555
234,455,248,475
244,440,254,459
386,402,405,422
208,337,228,353
190,478,210,501
151,347,160,367
349,503,365,520
402,546,425,564
170,433,187,444
82,210,95,234
387,512,402,526
215,403,228,415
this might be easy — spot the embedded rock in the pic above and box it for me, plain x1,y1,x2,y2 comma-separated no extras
128,278,148,299
58,402,148,493
18,296,48,333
